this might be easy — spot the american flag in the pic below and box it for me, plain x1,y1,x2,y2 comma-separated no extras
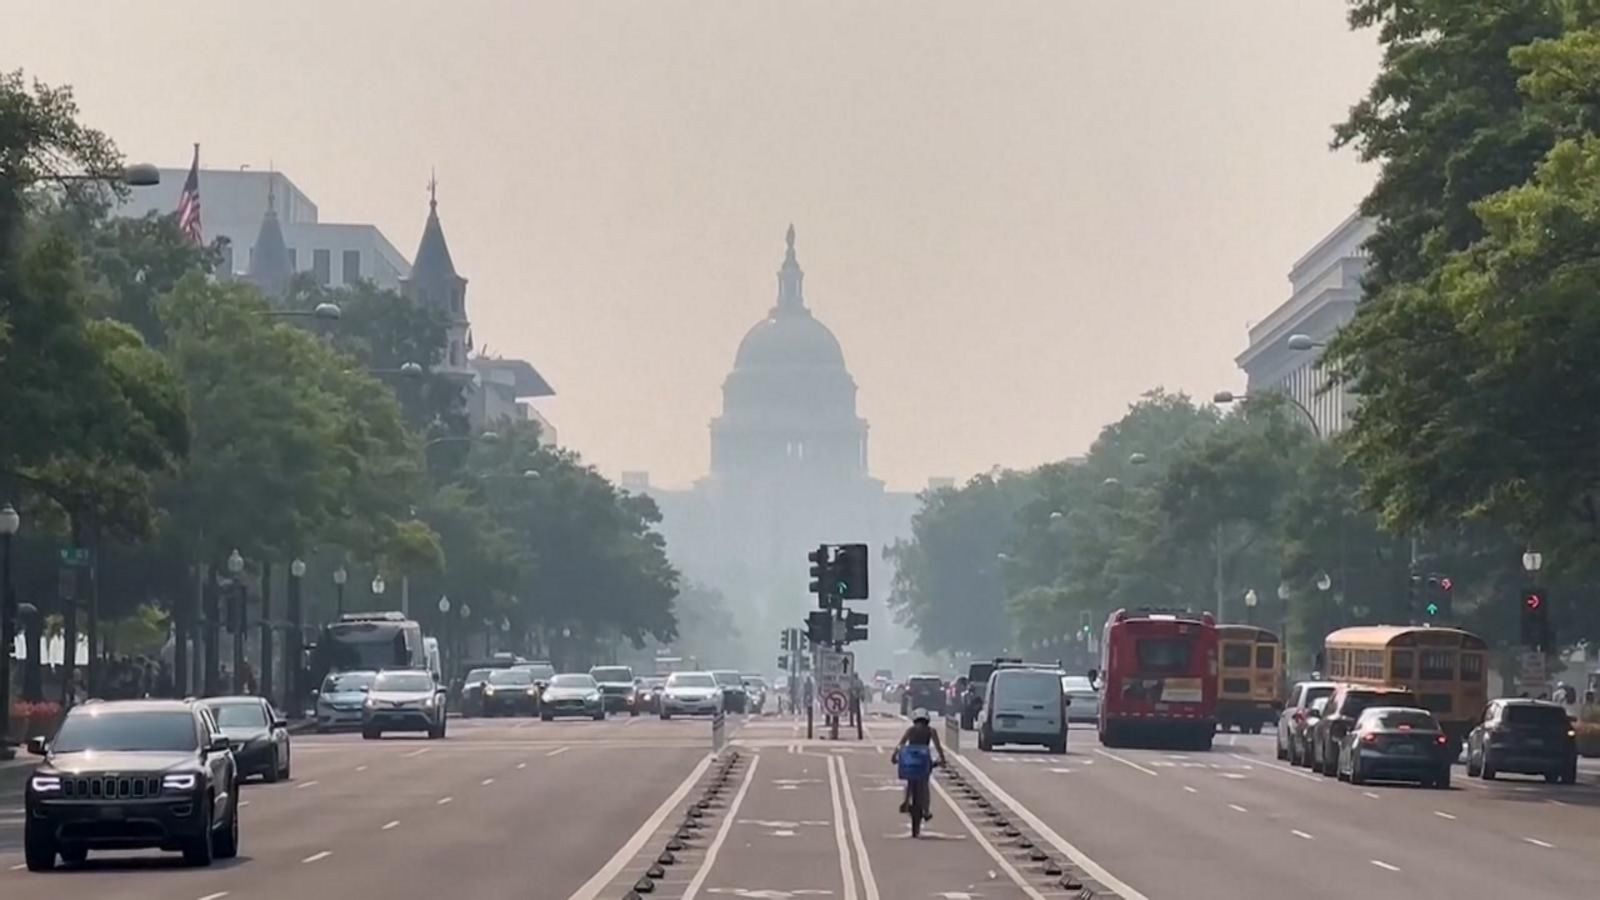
176,143,202,245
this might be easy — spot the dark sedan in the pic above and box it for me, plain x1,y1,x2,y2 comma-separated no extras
1466,698,1578,783
1337,707,1453,788
458,667,496,717
481,669,541,716
202,696,291,782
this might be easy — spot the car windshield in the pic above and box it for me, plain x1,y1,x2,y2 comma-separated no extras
1505,704,1570,727
591,667,632,682
1367,709,1438,731
53,710,197,753
997,670,1060,703
375,671,434,692
1061,676,1095,693
205,702,267,729
323,672,376,692
1343,691,1416,716
669,673,716,688
552,674,596,688
517,664,557,680
465,669,494,683
489,670,533,685
1302,685,1335,707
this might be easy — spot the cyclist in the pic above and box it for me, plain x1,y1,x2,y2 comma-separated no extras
891,708,946,827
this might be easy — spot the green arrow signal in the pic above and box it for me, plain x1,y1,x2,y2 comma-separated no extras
1425,602,1439,616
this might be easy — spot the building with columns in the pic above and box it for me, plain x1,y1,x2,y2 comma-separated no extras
633,228,922,665
1235,213,1375,437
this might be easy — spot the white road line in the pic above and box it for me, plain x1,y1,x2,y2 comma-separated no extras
546,746,570,757
566,752,715,900
238,800,250,808
1371,860,1400,872
295,780,319,790
355,764,368,772
403,748,431,758
1229,753,1319,781
437,796,453,805
1094,748,1160,777
1227,733,1238,746
481,778,495,786
682,755,762,900
1182,785,1198,793
1433,811,1457,820
198,893,230,900
930,776,1048,900
956,755,1150,900
833,755,881,900
1291,830,1314,840
8,863,26,871
1227,804,1248,813
1547,799,1568,807
1524,837,1555,849
1362,791,1381,799
382,820,400,831
302,850,332,864
517,762,528,770
825,752,860,900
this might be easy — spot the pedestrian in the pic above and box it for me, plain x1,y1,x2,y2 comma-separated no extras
849,672,865,730
242,662,258,696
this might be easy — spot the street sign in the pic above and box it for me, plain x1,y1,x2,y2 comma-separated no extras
59,547,92,568
815,646,853,703
822,690,848,715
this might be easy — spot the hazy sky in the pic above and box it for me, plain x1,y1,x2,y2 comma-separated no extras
2,2,1379,491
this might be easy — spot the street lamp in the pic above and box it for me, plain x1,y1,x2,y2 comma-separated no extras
371,574,386,598
1286,333,1327,352
424,430,500,450
0,503,20,754
1243,588,1258,624
262,301,341,321
35,163,161,187
438,596,451,614
226,550,246,694
333,565,348,615
1522,550,1544,573
1316,571,1333,592
1213,389,1321,438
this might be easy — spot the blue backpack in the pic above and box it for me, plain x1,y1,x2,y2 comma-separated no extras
897,744,932,780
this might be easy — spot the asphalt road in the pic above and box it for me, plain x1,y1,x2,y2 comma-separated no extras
6,707,1600,899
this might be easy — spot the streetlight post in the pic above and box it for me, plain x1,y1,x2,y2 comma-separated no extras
1243,588,1258,626
24,163,162,187
371,574,386,611
286,559,305,715
333,565,347,616
0,503,20,754
1212,390,1322,438
227,549,246,694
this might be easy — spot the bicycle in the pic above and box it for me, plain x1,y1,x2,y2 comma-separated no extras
893,749,943,837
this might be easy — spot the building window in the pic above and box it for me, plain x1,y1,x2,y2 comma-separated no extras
312,249,331,285
342,250,361,284
286,248,298,270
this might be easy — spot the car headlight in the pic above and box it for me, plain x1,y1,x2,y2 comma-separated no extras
485,686,497,695
421,695,436,707
363,697,376,709
163,773,198,791
526,687,540,696
30,775,62,793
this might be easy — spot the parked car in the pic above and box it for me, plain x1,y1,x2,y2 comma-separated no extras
202,696,292,782
1311,684,1419,776
1336,706,1453,788
1465,698,1578,783
1276,680,1336,762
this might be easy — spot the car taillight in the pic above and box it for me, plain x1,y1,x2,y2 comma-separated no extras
1361,732,1378,744
1435,734,1448,745
1292,710,1305,724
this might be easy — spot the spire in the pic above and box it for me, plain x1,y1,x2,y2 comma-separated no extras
775,223,805,314
411,173,457,282
247,171,292,299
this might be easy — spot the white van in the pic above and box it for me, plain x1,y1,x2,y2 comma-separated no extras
979,667,1067,753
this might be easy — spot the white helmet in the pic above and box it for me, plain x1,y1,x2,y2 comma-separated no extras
912,708,931,723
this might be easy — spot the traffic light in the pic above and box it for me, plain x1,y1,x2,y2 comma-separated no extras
1520,588,1549,648
778,654,790,670
1424,575,1453,619
832,543,870,600
1078,609,1092,636
843,609,869,643
808,545,832,604
781,629,792,651
806,610,831,646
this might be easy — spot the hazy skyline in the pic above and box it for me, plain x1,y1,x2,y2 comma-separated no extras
1,1,1380,490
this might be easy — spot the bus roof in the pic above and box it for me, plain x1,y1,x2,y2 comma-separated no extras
1216,624,1279,643
1108,608,1215,627
1325,625,1488,650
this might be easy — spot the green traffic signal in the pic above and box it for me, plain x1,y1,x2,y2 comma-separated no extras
1425,602,1439,616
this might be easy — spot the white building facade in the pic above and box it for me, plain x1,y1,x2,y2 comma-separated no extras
1235,213,1375,437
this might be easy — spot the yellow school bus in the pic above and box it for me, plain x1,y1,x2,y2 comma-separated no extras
1215,625,1284,733
1323,625,1489,744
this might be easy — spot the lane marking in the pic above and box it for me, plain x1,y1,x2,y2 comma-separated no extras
1371,860,1400,872
481,778,495,786
566,752,715,900
1094,748,1159,777
1227,804,1248,813
295,780,319,790
930,775,1049,900
682,755,762,900
1362,792,1381,799
403,748,431,758
237,801,251,808
1182,785,1198,794
1433,811,1456,820
302,850,332,864
956,756,1150,900
1291,830,1314,840
199,893,230,900
1229,753,1319,781
547,746,570,757
437,796,453,805
382,820,400,831
1524,837,1555,848
517,762,528,770
10,863,28,871
825,752,860,900
833,755,881,900
355,765,368,772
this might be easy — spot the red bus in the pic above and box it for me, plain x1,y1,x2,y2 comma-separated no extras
1091,608,1219,751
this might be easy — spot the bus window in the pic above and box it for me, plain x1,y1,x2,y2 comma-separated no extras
1391,650,1414,680
1254,645,1276,669
1419,650,1455,681
1136,639,1193,674
1222,644,1252,669
1460,653,1484,682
